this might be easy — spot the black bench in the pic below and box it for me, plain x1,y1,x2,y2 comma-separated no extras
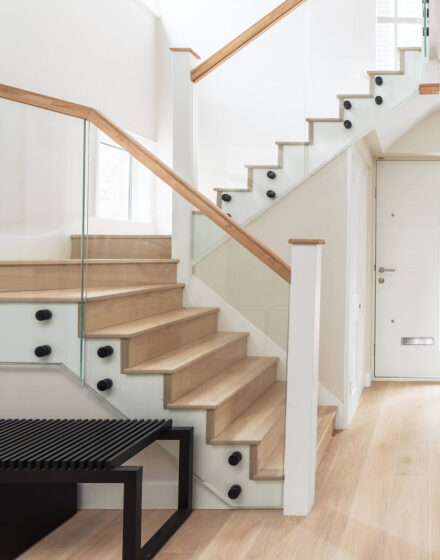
0,418,193,560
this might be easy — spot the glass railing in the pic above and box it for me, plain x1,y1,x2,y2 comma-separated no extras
423,0,429,56
79,124,288,507
0,96,87,380
0,86,289,507
193,1,422,257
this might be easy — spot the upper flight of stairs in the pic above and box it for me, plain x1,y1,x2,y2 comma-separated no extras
210,47,421,226
0,234,337,506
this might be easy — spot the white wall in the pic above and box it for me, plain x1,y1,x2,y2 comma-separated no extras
0,97,171,261
0,99,84,260
308,0,376,117
385,109,440,154
157,0,376,200
0,0,157,139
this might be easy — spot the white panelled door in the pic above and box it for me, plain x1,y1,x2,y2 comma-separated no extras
376,160,440,379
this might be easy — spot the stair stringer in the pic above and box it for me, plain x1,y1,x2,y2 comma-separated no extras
84,336,284,509
211,48,421,225
0,300,284,508
0,302,83,376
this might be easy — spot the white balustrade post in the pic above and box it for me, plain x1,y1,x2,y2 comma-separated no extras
170,48,200,297
283,240,324,516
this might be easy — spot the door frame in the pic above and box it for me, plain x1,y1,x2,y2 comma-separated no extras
344,147,373,425
373,156,440,381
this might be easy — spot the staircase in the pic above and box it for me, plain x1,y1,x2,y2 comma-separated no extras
196,47,421,235
0,234,336,508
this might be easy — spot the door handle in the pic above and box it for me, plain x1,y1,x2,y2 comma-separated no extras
378,267,395,273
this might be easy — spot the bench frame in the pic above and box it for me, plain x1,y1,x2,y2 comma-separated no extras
0,426,193,560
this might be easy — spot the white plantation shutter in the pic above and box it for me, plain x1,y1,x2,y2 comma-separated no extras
376,0,422,69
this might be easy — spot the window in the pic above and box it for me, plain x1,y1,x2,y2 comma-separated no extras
95,132,152,223
377,0,423,69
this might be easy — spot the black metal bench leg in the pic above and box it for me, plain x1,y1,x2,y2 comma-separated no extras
139,427,194,559
176,427,193,511
122,467,142,560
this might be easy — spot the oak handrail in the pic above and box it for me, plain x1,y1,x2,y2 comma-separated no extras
191,0,306,82
0,83,291,283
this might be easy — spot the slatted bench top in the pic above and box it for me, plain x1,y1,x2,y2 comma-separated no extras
0,418,172,471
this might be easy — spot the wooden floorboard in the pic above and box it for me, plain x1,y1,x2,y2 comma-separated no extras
20,381,440,559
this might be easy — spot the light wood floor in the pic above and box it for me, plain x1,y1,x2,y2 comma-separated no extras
19,381,440,559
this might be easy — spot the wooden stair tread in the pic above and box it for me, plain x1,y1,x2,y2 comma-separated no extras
317,406,338,445
123,332,249,374
71,234,171,239
0,284,183,302
0,259,178,265
87,307,219,338
168,357,278,409
210,382,285,445
316,405,338,469
253,405,338,480
253,445,284,481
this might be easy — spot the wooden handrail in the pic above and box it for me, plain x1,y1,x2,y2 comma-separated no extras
191,0,306,82
0,83,291,283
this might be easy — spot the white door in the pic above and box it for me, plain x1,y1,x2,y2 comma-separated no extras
376,160,440,378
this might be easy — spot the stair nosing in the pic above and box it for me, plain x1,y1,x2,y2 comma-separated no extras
167,356,279,410
317,406,338,448
123,331,249,374
209,382,285,445
0,259,179,265
86,307,220,339
70,234,172,239
0,284,184,303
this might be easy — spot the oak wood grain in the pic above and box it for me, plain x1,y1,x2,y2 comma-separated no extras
0,84,291,283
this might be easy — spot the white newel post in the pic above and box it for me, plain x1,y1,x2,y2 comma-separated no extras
283,240,324,516
170,48,200,297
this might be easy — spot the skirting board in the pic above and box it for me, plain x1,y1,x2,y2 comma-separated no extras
79,479,226,510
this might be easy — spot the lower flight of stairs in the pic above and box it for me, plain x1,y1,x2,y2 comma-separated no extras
0,234,338,505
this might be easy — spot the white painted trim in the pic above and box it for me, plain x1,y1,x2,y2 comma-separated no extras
363,370,372,388
171,50,198,298
283,243,323,516
374,376,440,382
343,147,372,428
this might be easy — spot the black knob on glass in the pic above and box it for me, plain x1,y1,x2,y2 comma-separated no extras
375,76,383,86
344,120,352,129
266,190,276,199
228,452,243,466
34,345,52,357
97,346,114,358
343,100,352,110
221,193,232,202
375,96,383,105
267,170,277,180
97,378,113,392
35,309,53,321
228,484,242,500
